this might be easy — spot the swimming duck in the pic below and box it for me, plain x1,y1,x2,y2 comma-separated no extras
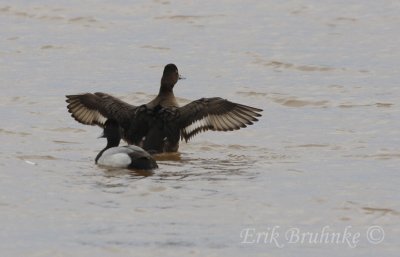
96,119,158,170
66,64,262,153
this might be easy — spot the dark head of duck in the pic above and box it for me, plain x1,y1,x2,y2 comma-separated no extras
101,119,121,147
95,119,120,163
160,63,184,93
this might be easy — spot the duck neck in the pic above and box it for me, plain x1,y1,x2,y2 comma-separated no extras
95,147,107,163
95,137,120,163
159,83,175,95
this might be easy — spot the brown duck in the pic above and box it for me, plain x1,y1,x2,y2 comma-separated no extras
66,64,262,153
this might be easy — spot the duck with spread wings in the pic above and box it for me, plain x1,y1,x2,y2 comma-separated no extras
66,64,262,153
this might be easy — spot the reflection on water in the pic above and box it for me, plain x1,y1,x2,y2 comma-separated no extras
99,167,155,179
1,0,400,256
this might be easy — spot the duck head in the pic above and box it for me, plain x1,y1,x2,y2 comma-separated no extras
160,63,184,91
100,119,121,147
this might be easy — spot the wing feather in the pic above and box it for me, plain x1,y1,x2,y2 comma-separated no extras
66,92,137,127
177,97,262,142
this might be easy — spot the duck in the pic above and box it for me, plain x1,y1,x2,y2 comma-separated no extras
66,64,262,153
95,119,158,170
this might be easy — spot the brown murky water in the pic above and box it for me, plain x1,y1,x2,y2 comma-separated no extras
1,1,399,256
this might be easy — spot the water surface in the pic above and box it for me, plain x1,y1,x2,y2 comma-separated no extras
1,1,399,256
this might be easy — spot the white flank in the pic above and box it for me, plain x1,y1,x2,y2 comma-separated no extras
98,152,131,168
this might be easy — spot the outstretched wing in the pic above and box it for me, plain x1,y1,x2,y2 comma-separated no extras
177,97,262,142
66,92,137,127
